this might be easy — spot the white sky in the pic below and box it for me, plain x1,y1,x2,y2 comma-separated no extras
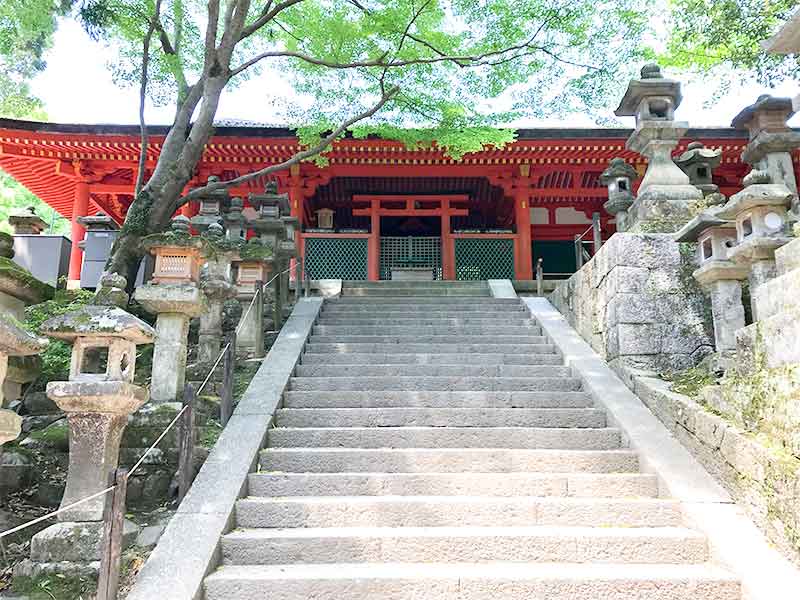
29,19,800,129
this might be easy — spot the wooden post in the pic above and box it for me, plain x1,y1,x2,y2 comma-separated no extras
177,384,196,503
514,188,533,280
303,257,311,297
574,235,583,269
368,198,380,280
592,212,603,255
271,273,283,330
295,259,302,302
221,332,236,427
97,468,128,600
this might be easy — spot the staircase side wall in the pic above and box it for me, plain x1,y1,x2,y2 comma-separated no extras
549,233,714,381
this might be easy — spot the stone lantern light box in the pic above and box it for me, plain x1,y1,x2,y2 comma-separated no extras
718,171,793,248
144,215,206,285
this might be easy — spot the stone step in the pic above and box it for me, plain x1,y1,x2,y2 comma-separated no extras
313,325,541,336
300,353,563,366
342,281,489,288
322,306,527,315
247,472,659,498
274,408,607,429
294,365,572,379
259,448,640,473
317,317,533,326
221,526,706,566
305,343,555,354
329,297,521,305
282,391,594,409
288,376,582,392
309,335,549,344
342,289,492,297
267,427,620,450
204,563,740,600
234,496,683,528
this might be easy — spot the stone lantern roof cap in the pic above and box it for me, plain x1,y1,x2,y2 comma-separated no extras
599,158,639,184
674,212,732,243
8,206,47,229
716,171,794,219
77,212,119,230
0,314,48,355
40,305,155,344
614,64,682,117
674,141,722,169
730,94,795,129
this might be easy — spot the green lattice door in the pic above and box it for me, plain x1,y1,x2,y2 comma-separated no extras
379,237,442,280
454,238,515,280
305,237,369,280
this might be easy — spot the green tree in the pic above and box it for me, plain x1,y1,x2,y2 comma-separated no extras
0,174,70,236
660,0,799,87
4,0,653,288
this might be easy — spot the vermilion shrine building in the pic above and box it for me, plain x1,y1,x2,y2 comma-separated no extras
1,118,791,285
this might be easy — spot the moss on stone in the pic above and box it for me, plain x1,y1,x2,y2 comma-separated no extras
668,366,716,398
0,257,54,301
239,240,274,261
12,573,96,599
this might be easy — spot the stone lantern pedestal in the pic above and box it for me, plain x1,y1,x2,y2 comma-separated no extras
676,214,748,352
21,305,154,573
615,64,703,232
135,217,208,402
717,171,794,320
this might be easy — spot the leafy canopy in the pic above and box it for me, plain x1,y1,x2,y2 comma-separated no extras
87,0,650,157
659,0,799,87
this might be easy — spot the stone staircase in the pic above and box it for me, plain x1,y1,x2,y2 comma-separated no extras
203,282,740,599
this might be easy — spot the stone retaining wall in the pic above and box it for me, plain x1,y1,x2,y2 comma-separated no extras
633,374,800,563
550,233,714,378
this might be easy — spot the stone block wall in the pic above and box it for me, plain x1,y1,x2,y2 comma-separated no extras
550,233,714,378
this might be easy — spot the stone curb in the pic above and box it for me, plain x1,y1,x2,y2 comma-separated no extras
524,297,800,600
125,297,323,600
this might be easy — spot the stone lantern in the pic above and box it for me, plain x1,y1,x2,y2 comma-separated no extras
147,215,204,285
614,63,703,232
39,305,154,521
8,206,47,235
223,196,247,241
134,217,208,403
234,239,274,358
196,223,238,366
674,141,724,201
717,170,794,320
731,95,800,208
0,231,52,407
675,213,748,351
191,175,230,233
599,158,639,232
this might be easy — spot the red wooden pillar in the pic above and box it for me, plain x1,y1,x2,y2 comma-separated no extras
368,198,380,281
288,178,305,277
67,181,90,288
514,188,533,280
441,200,455,280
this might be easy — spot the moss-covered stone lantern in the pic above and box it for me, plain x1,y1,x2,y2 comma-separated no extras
135,216,208,402
676,213,748,351
599,158,639,232
614,63,703,232
717,170,794,320
8,206,47,235
146,215,205,285
233,238,274,358
190,175,229,233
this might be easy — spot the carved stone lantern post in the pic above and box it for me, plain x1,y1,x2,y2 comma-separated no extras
599,158,639,232
674,141,725,204
614,63,703,232
197,223,238,365
8,206,48,235
717,170,794,320
731,95,800,212
38,306,154,521
134,216,207,402
675,214,748,351
234,239,274,358
0,232,52,406
190,175,230,233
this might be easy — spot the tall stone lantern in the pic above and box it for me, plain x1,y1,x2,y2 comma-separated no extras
190,175,230,233
223,196,247,241
717,170,794,320
599,158,639,232
134,216,207,402
197,223,238,365
39,306,154,521
614,63,703,232
0,231,51,429
674,141,725,203
731,95,800,211
675,213,748,352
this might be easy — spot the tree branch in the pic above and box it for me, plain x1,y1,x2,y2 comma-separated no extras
135,0,164,196
182,85,400,202
239,0,306,41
